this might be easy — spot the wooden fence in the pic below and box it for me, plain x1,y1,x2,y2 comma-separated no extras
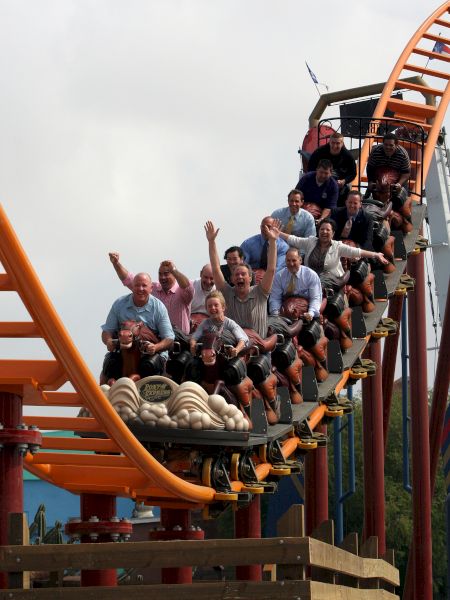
0,507,399,599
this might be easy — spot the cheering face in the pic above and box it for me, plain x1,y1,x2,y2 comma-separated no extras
226,250,242,268
383,139,397,157
231,265,251,293
200,266,214,292
206,297,225,321
345,195,362,217
132,274,152,306
329,137,344,155
285,250,301,274
158,266,176,292
318,222,334,244
288,192,303,215
316,166,332,184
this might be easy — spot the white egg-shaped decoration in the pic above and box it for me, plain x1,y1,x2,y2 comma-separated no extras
201,413,211,429
157,415,172,428
208,394,227,413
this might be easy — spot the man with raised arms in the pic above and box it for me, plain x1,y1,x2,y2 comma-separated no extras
101,272,175,381
109,253,194,334
204,220,279,338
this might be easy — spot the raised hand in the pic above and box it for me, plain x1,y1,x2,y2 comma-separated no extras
204,221,220,242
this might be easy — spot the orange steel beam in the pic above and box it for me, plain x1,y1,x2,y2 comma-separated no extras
41,437,120,453
0,322,41,337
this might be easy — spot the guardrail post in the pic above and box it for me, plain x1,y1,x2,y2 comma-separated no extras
0,393,24,589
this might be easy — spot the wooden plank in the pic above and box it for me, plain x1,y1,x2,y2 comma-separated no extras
0,581,400,599
310,581,399,598
382,549,396,594
310,520,335,584
0,537,400,585
308,538,399,585
360,537,380,589
7,513,30,590
276,504,305,581
0,538,311,572
1,580,310,600
338,532,360,589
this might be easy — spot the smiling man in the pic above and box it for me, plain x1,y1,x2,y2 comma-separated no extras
366,132,411,193
101,272,175,382
330,190,374,250
271,189,316,238
269,248,322,319
295,158,339,220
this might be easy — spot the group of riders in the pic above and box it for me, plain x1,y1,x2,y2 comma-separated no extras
100,131,413,427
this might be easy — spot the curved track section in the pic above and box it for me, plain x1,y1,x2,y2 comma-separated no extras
358,1,450,186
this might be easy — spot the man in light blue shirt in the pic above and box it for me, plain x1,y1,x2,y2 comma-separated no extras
269,248,322,318
101,272,175,382
271,190,316,239
241,216,289,273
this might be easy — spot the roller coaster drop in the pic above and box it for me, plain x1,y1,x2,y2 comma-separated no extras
0,3,450,599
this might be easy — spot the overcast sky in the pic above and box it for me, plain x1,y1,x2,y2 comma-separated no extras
0,1,445,413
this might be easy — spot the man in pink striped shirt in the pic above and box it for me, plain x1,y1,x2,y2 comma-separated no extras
109,253,194,334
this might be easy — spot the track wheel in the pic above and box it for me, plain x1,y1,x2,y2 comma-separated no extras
230,453,240,481
202,457,213,487
259,445,268,463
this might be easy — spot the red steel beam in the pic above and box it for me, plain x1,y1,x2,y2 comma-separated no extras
362,340,386,555
404,252,432,600
235,496,262,581
80,494,118,587
304,423,328,535
404,280,450,599
382,294,405,454
0,393,24,589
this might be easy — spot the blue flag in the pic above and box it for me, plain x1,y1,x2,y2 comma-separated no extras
306,62,319,84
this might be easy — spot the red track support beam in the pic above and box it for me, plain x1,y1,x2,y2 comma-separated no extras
0,393,24,589
404,252,432,600
235,496,262,581
404,281,449,599
80,494,118,587
362,340,386,555
155,508,203,584
382,294,404,453
429,280,450,496
304,423,328,535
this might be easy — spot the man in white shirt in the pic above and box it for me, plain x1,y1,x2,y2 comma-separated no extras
190,264,215,330
269,248,322,319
